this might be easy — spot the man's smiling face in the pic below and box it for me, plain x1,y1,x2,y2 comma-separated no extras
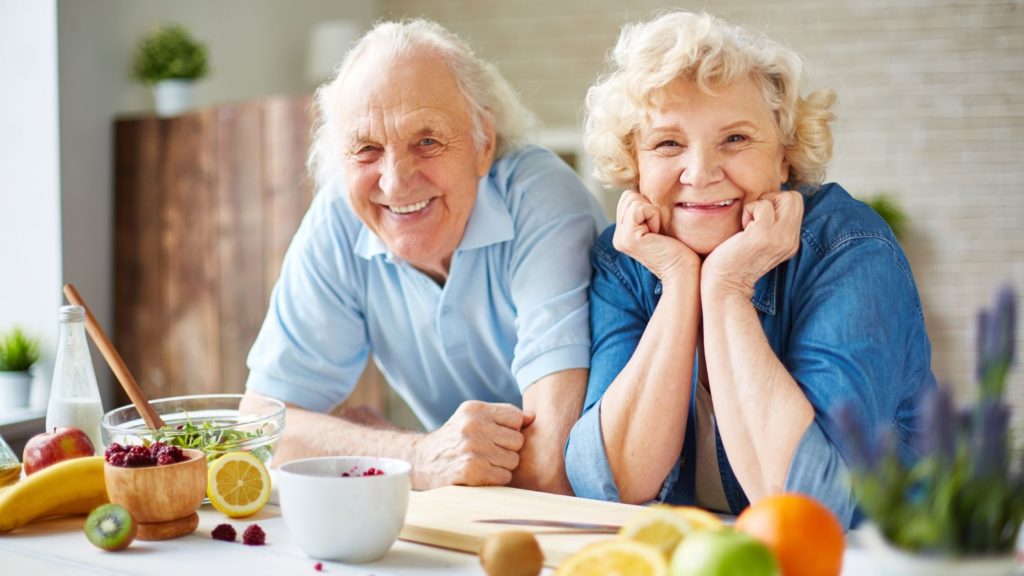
338,51,495,282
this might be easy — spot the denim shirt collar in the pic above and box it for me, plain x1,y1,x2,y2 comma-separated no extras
353,178,513,260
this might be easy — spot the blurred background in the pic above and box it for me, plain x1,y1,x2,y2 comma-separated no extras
1,0,1021,450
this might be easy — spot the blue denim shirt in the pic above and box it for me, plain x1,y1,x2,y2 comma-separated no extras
565,183,936,528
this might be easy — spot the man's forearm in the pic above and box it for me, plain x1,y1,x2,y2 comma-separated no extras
513,368,588,494
274,405,424,471
260,394,532,491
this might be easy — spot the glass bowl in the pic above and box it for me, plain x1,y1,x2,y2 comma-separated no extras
101,394,286,465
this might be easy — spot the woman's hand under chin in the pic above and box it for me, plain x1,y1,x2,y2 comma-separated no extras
613,190,701,285
702,191,804,299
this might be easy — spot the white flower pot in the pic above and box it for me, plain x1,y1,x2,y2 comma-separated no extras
152,79,195,117
0,371,33,410
859,522,1018,576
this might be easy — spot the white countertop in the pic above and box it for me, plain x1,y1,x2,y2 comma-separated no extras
0,504,486,576
1,502,1016,576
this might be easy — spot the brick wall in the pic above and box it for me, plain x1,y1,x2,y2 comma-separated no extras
381,0,1024,434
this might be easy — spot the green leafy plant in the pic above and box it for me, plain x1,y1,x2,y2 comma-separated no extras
864,193,909,240
0,327,41,372
836,285,1023,555
148,416,271,463
132,24,209,84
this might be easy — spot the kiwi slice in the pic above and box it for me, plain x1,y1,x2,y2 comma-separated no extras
84,503,137,551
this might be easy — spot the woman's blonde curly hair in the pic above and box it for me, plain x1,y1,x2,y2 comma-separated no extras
585,10,836,191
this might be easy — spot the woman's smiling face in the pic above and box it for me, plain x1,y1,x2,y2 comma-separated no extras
635,75,790,256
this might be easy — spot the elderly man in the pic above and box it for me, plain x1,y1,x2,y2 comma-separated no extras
244,19,607,494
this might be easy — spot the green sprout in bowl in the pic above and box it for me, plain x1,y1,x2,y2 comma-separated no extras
146,416,274,464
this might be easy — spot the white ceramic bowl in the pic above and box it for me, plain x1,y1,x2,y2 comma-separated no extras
278,456,411,563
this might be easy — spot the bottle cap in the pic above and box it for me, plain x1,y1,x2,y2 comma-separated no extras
59,305,85,323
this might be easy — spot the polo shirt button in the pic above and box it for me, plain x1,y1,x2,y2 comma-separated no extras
441,306,451,315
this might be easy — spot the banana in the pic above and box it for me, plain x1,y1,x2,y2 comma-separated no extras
0,456,108,532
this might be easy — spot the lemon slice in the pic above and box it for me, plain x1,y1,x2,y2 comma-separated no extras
620,506,704,558
555,540,667,576
206,451,271,518
668,505,724,532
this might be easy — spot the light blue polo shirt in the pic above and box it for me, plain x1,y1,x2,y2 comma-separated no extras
246,145,608,430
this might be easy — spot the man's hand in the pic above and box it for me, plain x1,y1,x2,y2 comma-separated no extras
613,190,700,285
702,191,803,298
411,400,534,490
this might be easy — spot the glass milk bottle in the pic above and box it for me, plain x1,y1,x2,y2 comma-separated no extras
46,305,104,451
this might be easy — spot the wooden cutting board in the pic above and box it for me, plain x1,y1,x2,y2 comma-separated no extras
400,486,645,568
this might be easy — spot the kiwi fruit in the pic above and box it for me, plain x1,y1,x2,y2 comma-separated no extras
479,530,544,576
84,503,137,551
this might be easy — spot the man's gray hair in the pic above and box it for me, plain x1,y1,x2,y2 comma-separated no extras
309,19,536,187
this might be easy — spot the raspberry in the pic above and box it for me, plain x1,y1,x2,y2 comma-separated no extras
153,443,186,466
163,445,185,461
211,523,237,542
125,445,153,467
314,562,323,571
104,443,126,458
242,524,266,546
124,451,152,467
106,452,128,467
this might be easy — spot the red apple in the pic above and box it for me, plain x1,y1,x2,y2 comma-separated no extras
22,427,95,475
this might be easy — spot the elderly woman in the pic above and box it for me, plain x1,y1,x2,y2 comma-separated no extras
565,11,935,527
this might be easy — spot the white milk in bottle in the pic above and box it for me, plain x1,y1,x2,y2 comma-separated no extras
46,305,104,451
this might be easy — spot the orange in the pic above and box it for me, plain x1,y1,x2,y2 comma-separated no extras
735,493,844,576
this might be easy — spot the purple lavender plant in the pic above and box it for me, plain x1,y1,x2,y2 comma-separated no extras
977,285,1016,398
838,285,1023,555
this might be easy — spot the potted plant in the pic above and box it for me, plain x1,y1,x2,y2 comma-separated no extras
836,285,1023,575
0,327,41,410
132,23,210,117
864,193,909,240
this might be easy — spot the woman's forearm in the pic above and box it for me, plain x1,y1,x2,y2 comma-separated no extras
599,272,701,503
700,288,814,502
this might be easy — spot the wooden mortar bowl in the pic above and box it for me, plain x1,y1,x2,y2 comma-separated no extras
104,448,207,540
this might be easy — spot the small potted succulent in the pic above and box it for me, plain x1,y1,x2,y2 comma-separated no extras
836,285,1023,575
131,23,210,117
0,327,41,410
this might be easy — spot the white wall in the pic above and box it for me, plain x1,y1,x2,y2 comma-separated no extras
56,0,378,410
0,0,62,410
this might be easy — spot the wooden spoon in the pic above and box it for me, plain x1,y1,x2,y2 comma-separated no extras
63,283,166,430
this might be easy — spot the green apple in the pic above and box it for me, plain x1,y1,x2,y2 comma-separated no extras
670,529,780,576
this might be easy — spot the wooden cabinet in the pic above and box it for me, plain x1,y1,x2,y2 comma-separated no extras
113,96,385,412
